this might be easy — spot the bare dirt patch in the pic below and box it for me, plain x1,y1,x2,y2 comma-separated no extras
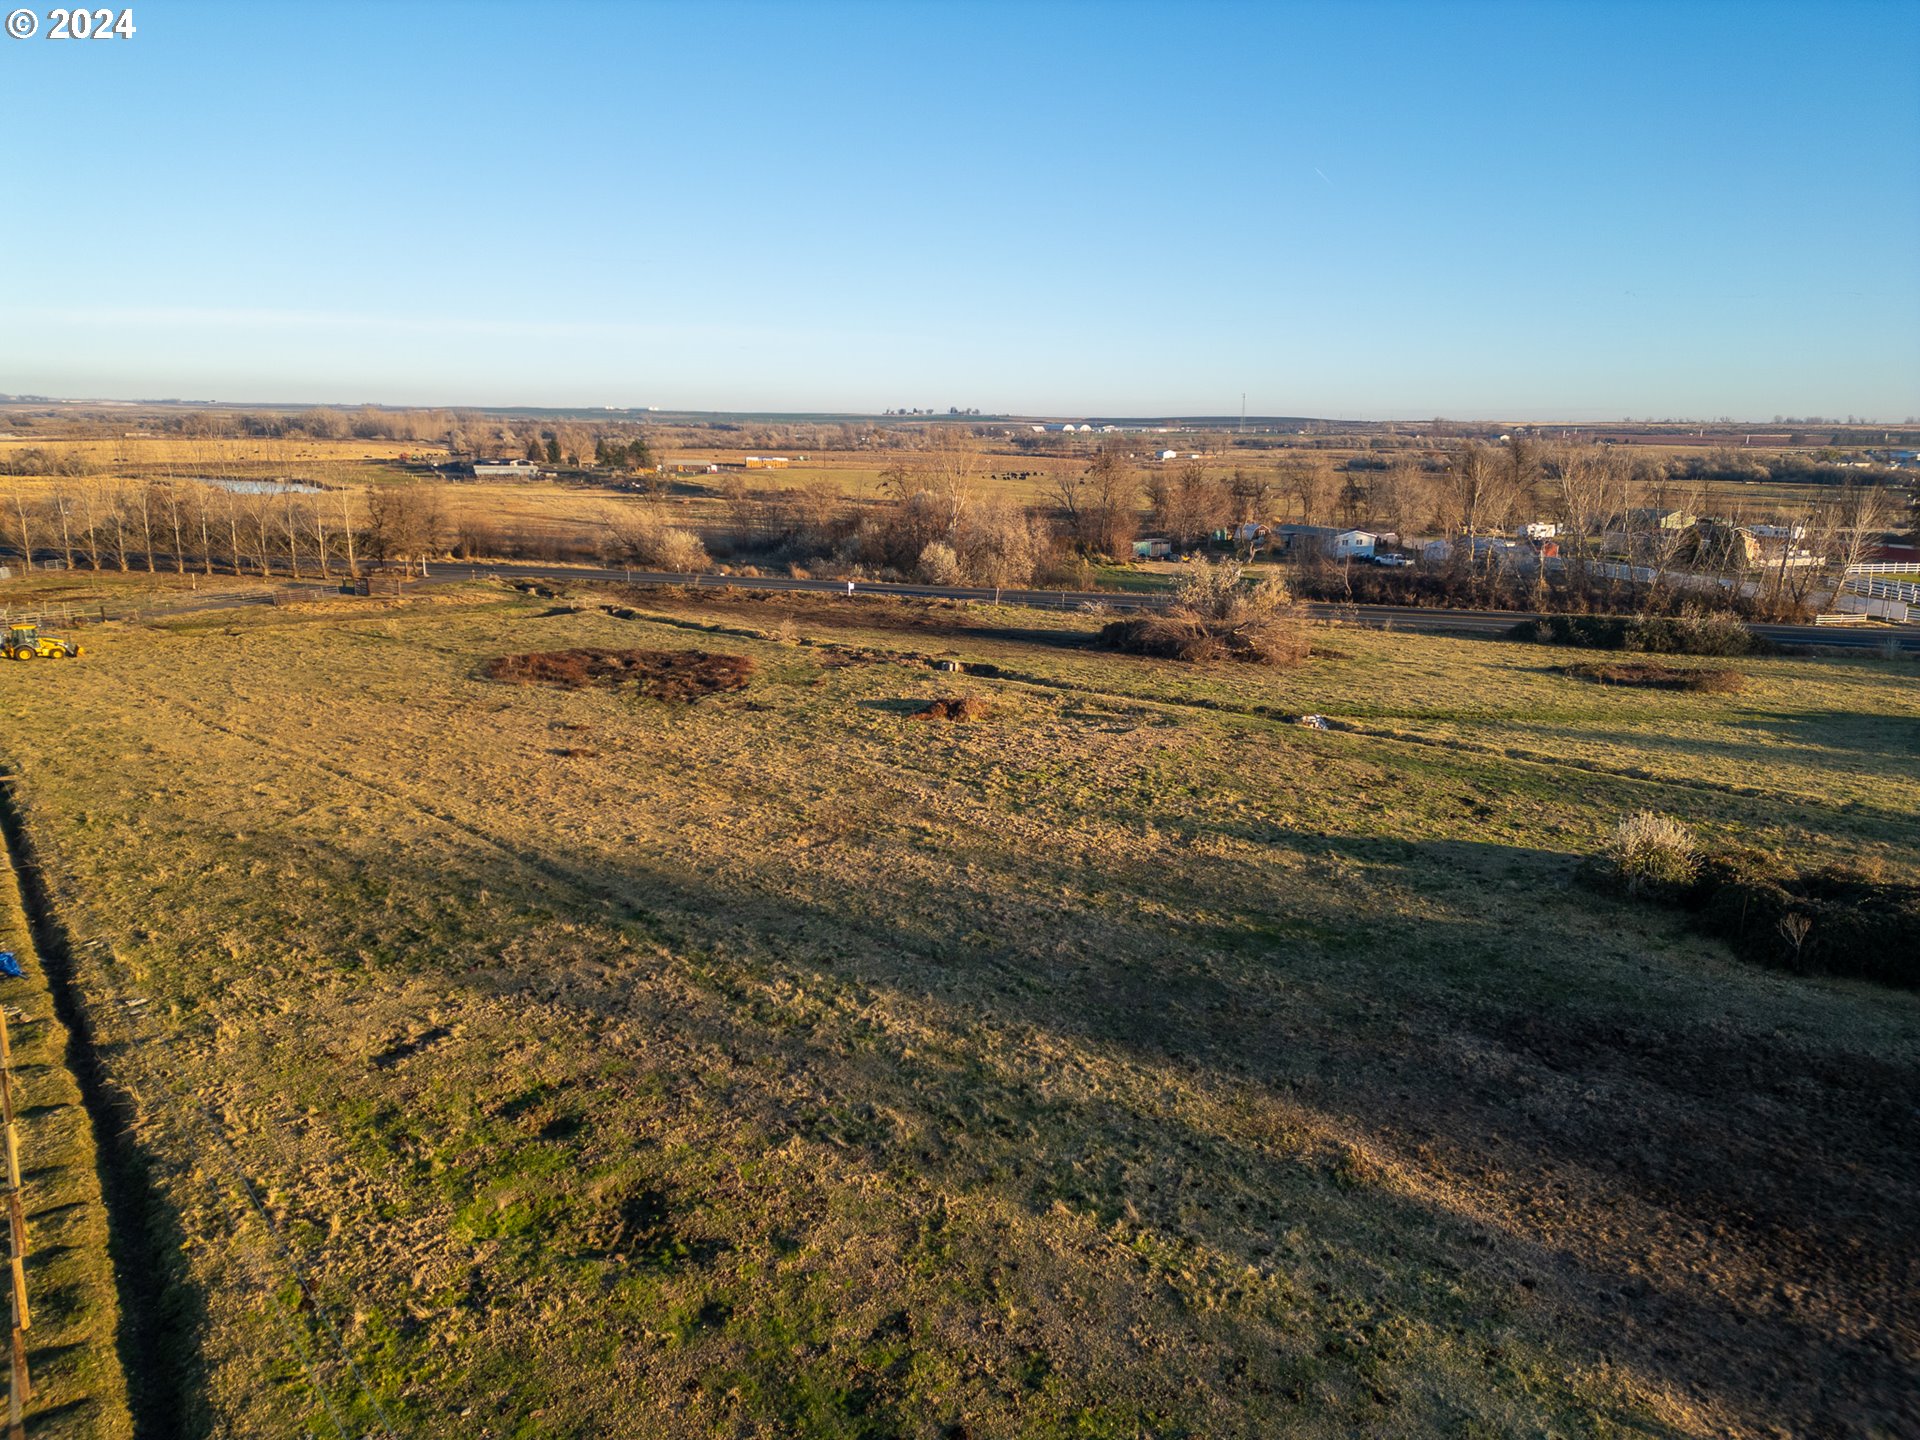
1560,661,1744,693
484,647,753,701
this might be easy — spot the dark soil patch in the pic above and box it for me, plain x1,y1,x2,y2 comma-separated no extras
1558,661,1744,693
911,696,990,722
485,648,753,701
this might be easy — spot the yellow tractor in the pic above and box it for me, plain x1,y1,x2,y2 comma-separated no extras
5,623,83,661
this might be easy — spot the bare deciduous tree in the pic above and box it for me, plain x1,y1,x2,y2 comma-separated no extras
1056,445,1139,557
363,485,447,574
1547,446,1627,591
1279,457,1339,527
1144,462,1230,550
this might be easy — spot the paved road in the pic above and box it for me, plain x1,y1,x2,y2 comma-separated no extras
91,557,1913,652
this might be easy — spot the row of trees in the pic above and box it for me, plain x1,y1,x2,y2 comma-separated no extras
1,481,447,578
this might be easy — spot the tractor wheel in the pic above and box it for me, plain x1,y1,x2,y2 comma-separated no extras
10,648,31,662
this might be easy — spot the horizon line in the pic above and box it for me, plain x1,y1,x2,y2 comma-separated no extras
2,394,1913,431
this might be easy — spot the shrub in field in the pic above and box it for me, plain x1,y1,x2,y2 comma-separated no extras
1691,857,1920,987
601,510,710,573
910,696,990,721
1511,609,1772,656
1626,609,1769,656
1601,811,1699,895
1099,561,1308,665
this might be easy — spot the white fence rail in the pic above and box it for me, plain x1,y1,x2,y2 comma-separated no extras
1842,577,1920,604
1844,562,1920,577
1834,593,1912,622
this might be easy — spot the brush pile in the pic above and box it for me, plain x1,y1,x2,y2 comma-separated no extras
1099,562,1308,665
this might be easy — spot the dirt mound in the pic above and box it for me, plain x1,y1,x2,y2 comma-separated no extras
485,648,752,701
1691,858,1920,988
1559,661,1744,693
910,696,990,722
1590,841,1920,989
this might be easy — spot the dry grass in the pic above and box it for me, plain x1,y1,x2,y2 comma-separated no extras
0,583,1914,1437
1601,810,1701,893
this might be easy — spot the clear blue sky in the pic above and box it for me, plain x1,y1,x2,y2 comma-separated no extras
4,0,1916,418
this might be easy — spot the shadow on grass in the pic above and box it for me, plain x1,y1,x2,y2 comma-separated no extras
1733,709,1920,764
266,820,1920,1439
0,783,213,1440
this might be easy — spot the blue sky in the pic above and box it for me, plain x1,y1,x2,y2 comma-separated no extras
3,0,1916,418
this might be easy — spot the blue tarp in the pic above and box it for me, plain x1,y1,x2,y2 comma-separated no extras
0,952,21,979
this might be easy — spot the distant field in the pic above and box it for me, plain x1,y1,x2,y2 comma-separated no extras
0,435,439,471
1,581,1914,1436
0,436,1860,569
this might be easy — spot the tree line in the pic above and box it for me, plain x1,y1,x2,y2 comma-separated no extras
1,480,448,578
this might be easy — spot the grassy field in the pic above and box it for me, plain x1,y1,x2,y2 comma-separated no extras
0,788,132,1438
0,581,1915,1437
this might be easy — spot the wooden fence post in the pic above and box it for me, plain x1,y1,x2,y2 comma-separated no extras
0,1002,30,1429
